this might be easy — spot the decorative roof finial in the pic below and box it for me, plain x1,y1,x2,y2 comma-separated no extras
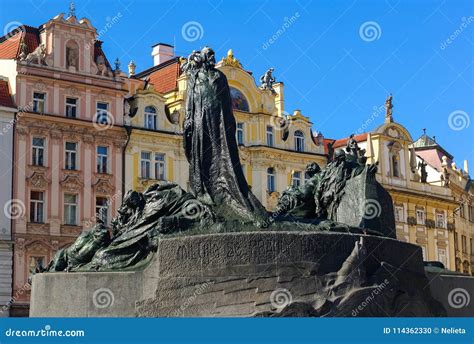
384,94,393,123
422,128,426,135
68,0,76,17
128,60,136,76
220,49,242,68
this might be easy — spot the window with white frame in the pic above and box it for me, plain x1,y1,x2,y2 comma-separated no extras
144,106,157,130
394,206,404,222
292,171,302,187
266,126,274,147
65,97,77,118
65,142,77,170
141,151,152,179
32,137,45,166
155,153,166,180
96,102,109,125
416,209,425,225
64,193,77,225
30,191,44,223
236,123,244,145
96,197,108,224
267,167,275,192
33,92,45,113
436,213,446,228
96,146,108,174
294,130,305,152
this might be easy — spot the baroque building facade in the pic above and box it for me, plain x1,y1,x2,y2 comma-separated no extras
0,12,128,316
0,9,472,316
329,104,473,274
125,48,327,210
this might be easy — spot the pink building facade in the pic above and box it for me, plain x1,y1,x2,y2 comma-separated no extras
0,13,128,315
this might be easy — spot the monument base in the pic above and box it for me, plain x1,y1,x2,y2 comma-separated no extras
30,232,447,317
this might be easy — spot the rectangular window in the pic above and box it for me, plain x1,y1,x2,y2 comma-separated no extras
292,171,302,187
95,197,108,224
29,256,45,274
266,126,274,147
155,153,166,180
65,97,77,118
416,209,425,225
65,142,77,170
461,235,467,253
454,232,459,251
469,205,474,222
30,191,44,223
33,92,45,113
267,171,275,192
141,151,151,179
459,203,465,219
436,213,445,228
236,123,244,145
32,137,45,166
144,107,157,130
97,146,108,174
96,102,109,125
64,193,77,225
394,206,404,222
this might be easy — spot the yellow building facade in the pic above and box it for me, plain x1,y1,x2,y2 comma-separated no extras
124,50,327,209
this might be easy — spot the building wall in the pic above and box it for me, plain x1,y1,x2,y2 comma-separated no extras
0,106,15,317
7,14,128,314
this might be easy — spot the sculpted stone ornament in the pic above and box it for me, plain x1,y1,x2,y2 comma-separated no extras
260,67,276,93
35,46,445,318
26,44,46,65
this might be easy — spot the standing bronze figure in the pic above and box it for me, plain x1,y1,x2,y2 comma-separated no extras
182,47,268,225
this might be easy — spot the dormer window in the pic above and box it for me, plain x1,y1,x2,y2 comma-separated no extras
388,141,402,178
145,106,157,130
294,130,305,152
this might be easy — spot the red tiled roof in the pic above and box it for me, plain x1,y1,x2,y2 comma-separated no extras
333,133,368,149
135,58,181,94
0,80,15,108
148,60,180,93
0,25,40,59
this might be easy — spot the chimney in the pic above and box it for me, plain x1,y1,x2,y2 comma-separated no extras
151,43,174,66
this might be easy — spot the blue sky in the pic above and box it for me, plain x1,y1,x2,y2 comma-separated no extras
1,0,473,166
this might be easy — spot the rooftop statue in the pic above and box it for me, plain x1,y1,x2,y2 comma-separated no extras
259,67,276,92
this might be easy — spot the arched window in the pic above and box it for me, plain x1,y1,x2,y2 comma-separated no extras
230,87,250,112
391,154,399,177
145,106,157,130
267,167,275,192
65,40,79,70
294,130,305,152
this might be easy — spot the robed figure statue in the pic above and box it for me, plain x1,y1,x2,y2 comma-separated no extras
182,47,268,225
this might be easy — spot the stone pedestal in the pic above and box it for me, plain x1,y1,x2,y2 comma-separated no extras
30,232,446,317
